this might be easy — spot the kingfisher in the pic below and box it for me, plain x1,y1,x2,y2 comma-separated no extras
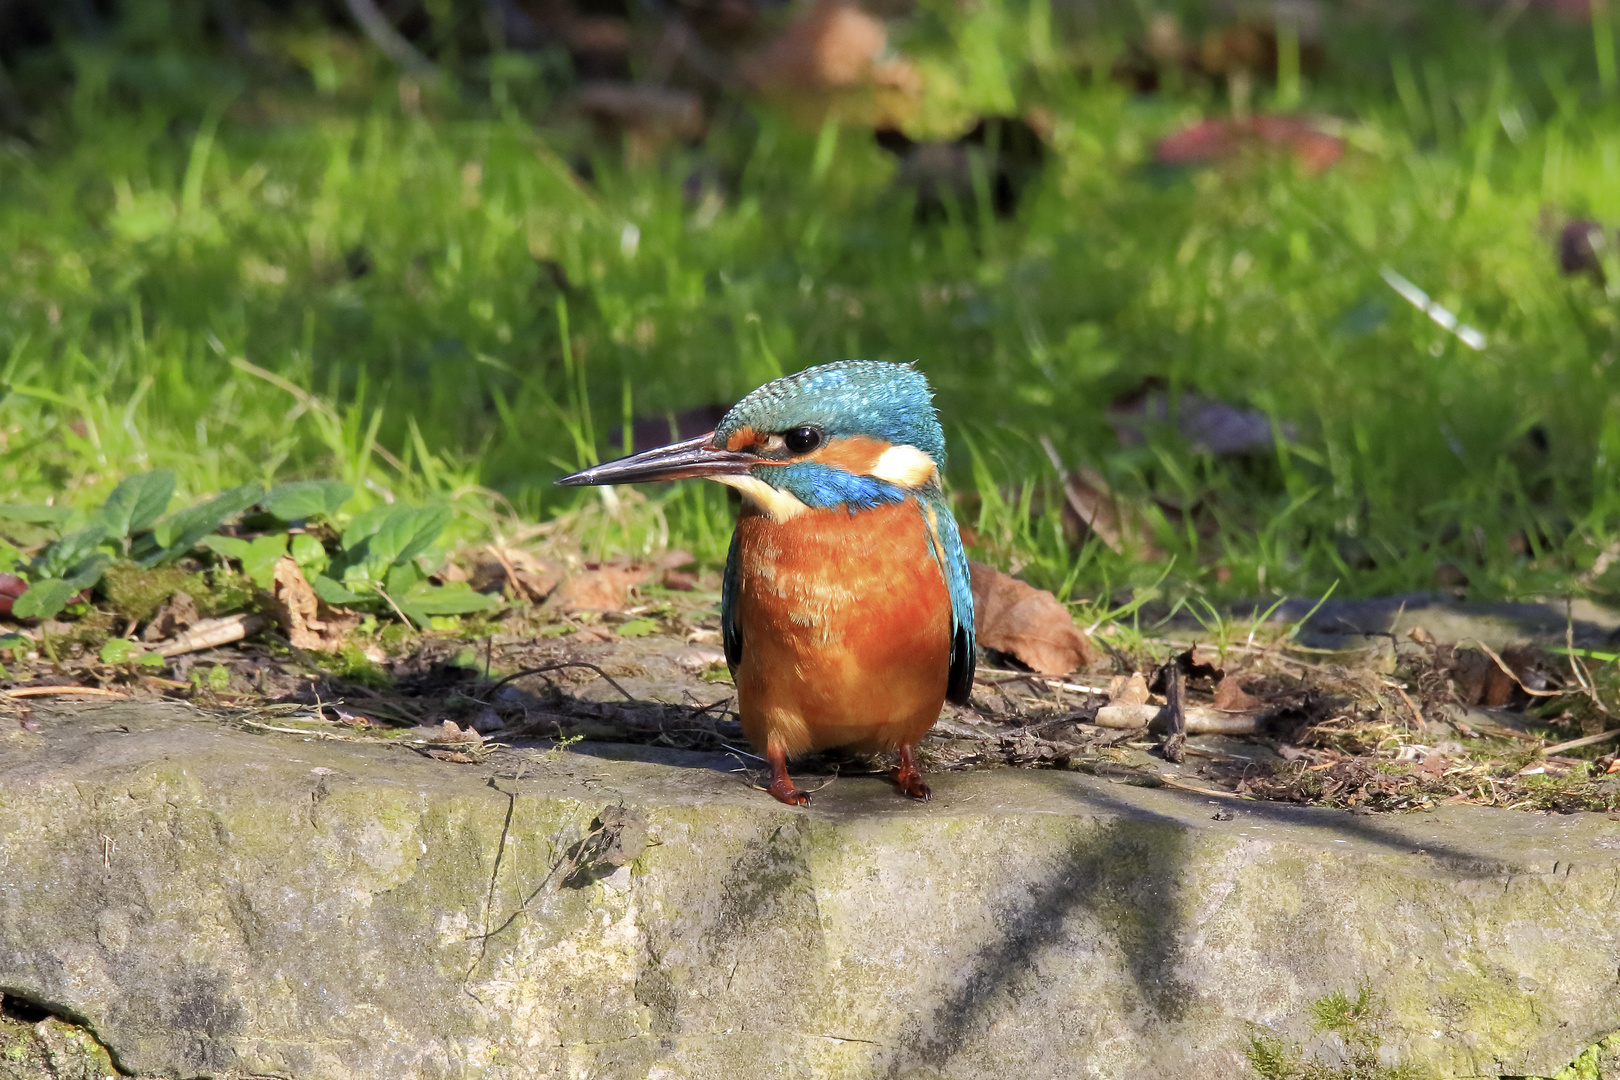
556,360,975,805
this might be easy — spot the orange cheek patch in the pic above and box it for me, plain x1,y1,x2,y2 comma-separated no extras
725,426,763,452
807,435,889,474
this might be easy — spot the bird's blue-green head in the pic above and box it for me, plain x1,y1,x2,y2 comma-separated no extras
556,360,946,519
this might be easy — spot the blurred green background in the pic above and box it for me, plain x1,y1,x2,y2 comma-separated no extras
2,0,1619,609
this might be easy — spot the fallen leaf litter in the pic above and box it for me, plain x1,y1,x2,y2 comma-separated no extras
5,549,1619,814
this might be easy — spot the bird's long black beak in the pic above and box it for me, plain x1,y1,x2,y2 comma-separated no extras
555,432,756,487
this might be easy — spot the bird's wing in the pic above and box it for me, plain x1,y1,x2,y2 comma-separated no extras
721,526,744,673
922,493,977,705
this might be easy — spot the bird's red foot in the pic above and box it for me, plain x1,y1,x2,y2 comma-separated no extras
766,746,810,806
767,776,812,806
894,744,932,801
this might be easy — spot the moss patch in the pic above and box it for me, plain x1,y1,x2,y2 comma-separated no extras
0,1004,122,1080
98,561,200,623
1247,985,1431,1080
1524,1031,1620,1080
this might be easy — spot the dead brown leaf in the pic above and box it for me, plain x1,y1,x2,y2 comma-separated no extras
1109,671,1151,705
742,1,885,90
270,557,358,653
1448,648,1517,708
554,562,652,613
739,0,919,126
1106,388,1294,457
479,546,563,604
141,591,199,642
1038,436,1163,558
969,561,1097,675
426,749,476,763
432,719,484,745
1213,674,1263,712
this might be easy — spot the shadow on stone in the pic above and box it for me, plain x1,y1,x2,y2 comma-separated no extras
885,789,1194,1076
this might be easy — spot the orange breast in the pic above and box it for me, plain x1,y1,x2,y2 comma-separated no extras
731,498,953,757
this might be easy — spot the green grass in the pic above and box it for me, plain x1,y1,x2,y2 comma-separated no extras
3,0,1620,610
1247,983,1429,1079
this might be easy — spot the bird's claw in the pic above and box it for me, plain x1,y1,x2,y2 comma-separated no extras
894,744,931,800
767,778,811,806
894,768,931,801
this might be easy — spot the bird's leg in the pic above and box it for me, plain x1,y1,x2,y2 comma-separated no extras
765,744,811,806
893,743,932,801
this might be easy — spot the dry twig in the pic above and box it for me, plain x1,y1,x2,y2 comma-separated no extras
155,614,268,658
6,686,128,699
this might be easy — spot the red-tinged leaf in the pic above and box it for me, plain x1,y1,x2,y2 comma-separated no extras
0,574,27,616
968,561,1097,675
1155,115,1343,174
661,570,699,591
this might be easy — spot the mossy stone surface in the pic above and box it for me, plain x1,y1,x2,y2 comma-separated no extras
0,1012,119,1080
2,703,1619,1079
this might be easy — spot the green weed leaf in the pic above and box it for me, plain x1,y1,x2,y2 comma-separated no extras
203,532,299,588
99,638,138,664
13,578,80,620
146,484,264,566
616,618,657,637
201,535,251,561
385,561,422,597
311,574,366,605
339,504,452,582
339,504,391,549
262,480,353,522
290,532,329,575
41,524,108,577
62,555,109,590
242,534,290,587
99,470,176,538
397,582,499,626
0,505,72,526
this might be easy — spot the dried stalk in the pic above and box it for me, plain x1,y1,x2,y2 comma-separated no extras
155,614,268,658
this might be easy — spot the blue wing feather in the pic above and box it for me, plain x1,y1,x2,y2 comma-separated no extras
922,493,977,705
721,527,744,673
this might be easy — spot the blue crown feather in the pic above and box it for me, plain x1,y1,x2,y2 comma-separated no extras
716,360,947,468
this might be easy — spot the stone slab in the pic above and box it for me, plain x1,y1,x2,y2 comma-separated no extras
1258,593,1620,651
2,702,1619,1079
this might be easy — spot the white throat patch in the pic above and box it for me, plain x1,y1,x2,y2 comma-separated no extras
712,474,810,521
869,444,938,488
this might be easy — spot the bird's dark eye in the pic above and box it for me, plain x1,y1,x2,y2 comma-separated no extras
783,426,823,454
